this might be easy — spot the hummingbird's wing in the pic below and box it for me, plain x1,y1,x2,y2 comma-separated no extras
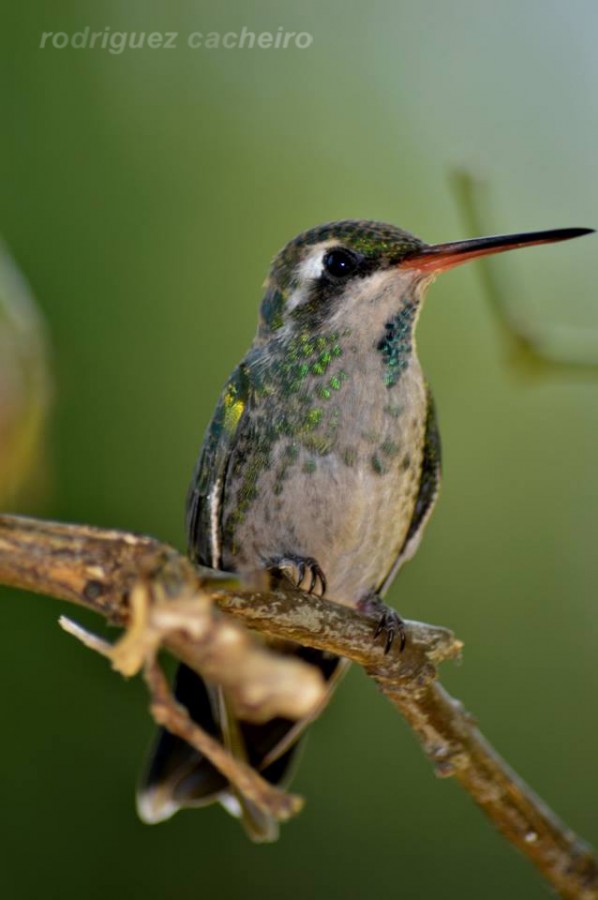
378,385,442,595
186,363,252,568
185,363,283,839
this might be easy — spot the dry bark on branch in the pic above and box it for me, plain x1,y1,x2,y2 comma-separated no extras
0,514,596,900
0,515,326,723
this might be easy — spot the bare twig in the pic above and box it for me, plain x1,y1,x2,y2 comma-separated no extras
451,169,598,381
58,613,298,822
386,685,598,900
0,513,597,899
143,658,303,822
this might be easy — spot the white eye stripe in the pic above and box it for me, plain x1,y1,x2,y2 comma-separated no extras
285,242,336,312
298,243,338,281
299,251,326,280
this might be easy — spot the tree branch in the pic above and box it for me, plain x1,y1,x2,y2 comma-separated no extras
0,514,596,899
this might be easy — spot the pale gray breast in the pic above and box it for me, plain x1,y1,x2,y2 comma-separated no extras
221,354,428,608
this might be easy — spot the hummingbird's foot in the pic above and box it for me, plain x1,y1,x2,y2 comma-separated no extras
374,608,407,654
267,555,327,597
358,594,407,654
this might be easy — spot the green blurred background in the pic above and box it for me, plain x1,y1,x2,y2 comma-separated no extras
1,1,597,897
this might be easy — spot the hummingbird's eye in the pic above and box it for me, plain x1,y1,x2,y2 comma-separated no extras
322,248,358,279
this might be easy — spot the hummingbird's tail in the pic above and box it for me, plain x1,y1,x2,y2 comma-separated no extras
136,648,344,842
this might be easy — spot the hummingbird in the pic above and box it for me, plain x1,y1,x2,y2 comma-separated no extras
137,219,592,840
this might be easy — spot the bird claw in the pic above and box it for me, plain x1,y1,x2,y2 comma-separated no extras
268,555,327,597
359,594,406,654
374,608,407,654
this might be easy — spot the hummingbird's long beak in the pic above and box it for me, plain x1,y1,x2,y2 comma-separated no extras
401,227,594,273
